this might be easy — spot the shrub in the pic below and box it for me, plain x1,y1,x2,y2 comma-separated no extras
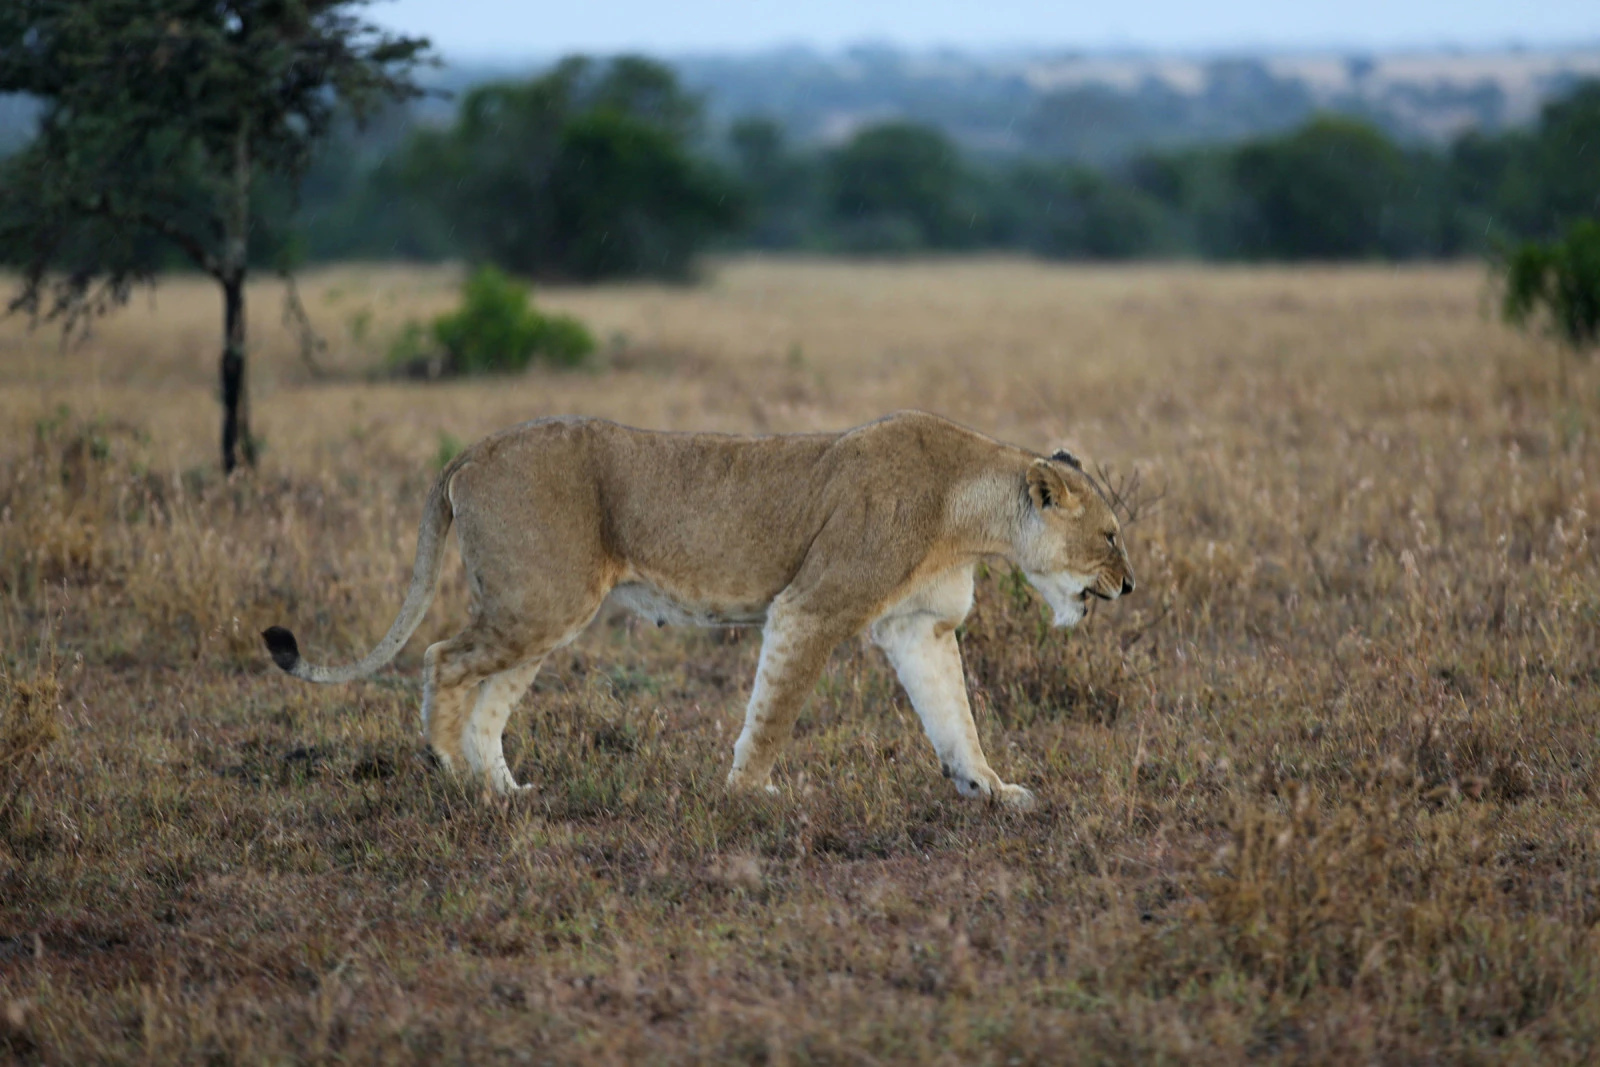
526,311,598,368
390,266,595,377
1500,219,1600,353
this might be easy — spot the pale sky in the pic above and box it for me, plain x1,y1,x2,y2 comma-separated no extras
371,0,1598,59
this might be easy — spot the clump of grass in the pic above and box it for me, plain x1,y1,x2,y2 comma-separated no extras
0,647,61,829
960,563,1154,725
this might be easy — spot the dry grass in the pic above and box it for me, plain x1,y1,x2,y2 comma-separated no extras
1,257,1597,1064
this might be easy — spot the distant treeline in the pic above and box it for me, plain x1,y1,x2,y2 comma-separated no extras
237,57,1600,276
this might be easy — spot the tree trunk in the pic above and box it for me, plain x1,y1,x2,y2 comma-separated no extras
220,278,254,473
220,121,255,474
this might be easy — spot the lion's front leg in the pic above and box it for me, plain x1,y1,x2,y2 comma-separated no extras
727,607,843,795
871,614,1036,810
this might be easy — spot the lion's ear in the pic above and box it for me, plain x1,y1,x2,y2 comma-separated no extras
1050,448,1082,471
1027,459,1076,511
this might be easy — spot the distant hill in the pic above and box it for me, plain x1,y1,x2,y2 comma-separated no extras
5,45,1599,163
668,45,1600,160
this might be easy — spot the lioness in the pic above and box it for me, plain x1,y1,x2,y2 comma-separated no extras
263,411,1134,808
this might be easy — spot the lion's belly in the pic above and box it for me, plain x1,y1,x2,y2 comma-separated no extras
606,581,769,628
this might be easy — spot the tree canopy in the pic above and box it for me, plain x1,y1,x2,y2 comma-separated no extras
224,70,1600,271
825,122,972,252
0,0,430,469
393,56,742,281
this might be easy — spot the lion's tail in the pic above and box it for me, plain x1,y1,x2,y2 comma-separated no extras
262,467,456,685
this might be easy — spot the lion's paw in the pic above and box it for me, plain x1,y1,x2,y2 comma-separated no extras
726,768,778,796
995,783,1037,812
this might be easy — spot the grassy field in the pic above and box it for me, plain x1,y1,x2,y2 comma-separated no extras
1,257,1597,1063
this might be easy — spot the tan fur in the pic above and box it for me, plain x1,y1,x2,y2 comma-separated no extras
264,411,1135,805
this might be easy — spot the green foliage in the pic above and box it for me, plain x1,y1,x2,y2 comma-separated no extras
269,104,455,265
0,0,431,315
1500,220,1600,353
1003,163,1173,260
1526,83,1600,233
0,0,430,471
262,73,1600,270
1451,82,1600,245
394,56,741,281
429,268,545,373
728,118,819,249
1229,116,1415,260
11,28,1598,282
434,432,464,470
392,267,595,376
546,110,743,280
527,313,600,368
825,122,972,252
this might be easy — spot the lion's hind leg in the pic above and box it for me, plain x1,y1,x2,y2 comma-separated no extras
420,626,532,793
421,639,471,774
421,605,602,795
462,660,543,793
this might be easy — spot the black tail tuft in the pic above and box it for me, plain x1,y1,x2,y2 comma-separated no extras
262,626,300,672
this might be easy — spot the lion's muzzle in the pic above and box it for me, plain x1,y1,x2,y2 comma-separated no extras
1088,571,1135,600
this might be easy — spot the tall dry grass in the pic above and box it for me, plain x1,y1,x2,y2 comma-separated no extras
0,258,1596,1063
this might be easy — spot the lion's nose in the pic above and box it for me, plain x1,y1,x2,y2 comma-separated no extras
1121,575,1136,596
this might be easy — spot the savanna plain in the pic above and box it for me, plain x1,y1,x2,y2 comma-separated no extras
1,257,1597,1064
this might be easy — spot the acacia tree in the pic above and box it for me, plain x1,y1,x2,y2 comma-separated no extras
0,1,430,471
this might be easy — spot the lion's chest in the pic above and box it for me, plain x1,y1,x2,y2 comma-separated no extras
606,581,769,628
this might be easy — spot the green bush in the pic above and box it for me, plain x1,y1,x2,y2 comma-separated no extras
391,266,595,376
1500,219,1600,353
527,313,597,368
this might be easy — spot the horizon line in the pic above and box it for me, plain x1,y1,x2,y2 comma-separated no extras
411,37,1600,67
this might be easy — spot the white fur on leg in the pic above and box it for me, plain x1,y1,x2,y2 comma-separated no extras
727,610,814,794
460,661,542,794
872,611,1035,810
728,633,784,792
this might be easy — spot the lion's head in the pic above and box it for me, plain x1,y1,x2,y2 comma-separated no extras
1013,449,1135,627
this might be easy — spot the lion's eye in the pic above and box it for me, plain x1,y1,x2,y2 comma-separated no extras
1106,532,1117,548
